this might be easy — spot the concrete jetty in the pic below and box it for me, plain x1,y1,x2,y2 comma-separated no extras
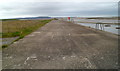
2,20,118,69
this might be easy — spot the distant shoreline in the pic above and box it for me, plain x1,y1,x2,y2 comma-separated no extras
74,17,119,25
76,17,118,20
77,22,119,25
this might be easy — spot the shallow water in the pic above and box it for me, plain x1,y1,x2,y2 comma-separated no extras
77,23,120,35
74,19,119,23
1,37,19,45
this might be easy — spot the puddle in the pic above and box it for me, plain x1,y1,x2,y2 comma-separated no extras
2,37,19,45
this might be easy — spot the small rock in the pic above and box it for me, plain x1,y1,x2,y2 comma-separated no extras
17,64,21,66
101,57,104,59
14,42,18,44
30,54,37,59
26,57,30,60
28,64,30,66
62,57,66,60
52,59,55,60
34,59,38,60
48,56,51,58
24,61,27,65
9,56,13,59
93,54,96,55
69,33,71,36
66,39,69,41
5,65,7,67
71,56,76,58
6,54,9,56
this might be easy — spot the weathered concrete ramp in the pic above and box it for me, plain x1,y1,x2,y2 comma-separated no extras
3,20,118,69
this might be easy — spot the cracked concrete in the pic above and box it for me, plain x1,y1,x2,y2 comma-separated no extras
2,20,118,69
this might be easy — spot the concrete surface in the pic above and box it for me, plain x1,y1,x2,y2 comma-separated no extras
2,20,118,69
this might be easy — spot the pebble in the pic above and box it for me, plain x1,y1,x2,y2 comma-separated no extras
26,57,30,60
71,56,76,58
34,59,38,60
17,64,21,66
5,65,7,67
52,59,55,60
30,54,37,59
14,42,18,44
9,56,13,59
24,61,27,65
62,57,66,60
28,64,30,66
66,39,69,41
48,56,51,58
101,57,104,59
69,33,71,36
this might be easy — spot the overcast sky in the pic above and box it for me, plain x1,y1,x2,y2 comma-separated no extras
0,0,119,19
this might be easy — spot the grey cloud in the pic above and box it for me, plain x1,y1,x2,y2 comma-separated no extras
0,2,118,18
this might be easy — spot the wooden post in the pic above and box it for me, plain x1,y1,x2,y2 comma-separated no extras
96,22,104,31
